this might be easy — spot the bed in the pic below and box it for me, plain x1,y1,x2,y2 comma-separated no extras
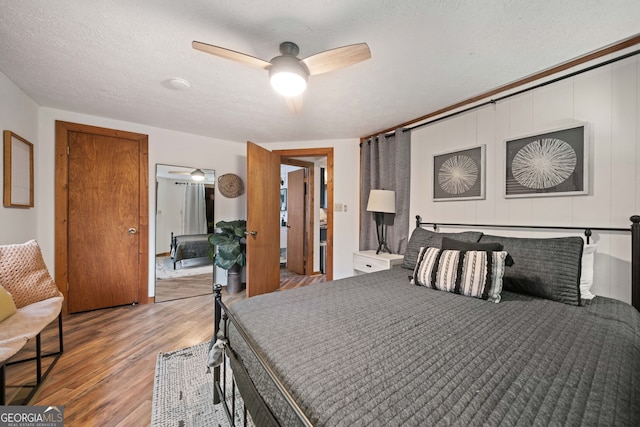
169,232,212,269
210,216,640,426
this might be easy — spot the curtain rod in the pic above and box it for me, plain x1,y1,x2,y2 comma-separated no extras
174,182,214,185
365,47,640,141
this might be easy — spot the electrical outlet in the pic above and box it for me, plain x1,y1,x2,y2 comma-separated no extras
334,203,343,212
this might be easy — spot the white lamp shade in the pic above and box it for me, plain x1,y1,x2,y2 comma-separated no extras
366,189,396,213
269,56,308,97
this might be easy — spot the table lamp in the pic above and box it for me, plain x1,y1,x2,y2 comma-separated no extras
366,189,396,254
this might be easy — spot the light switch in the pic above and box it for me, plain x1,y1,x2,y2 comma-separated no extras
334,203,343,212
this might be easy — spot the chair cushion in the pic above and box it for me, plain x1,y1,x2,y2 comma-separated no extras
0,294,63,363
0,240,59,308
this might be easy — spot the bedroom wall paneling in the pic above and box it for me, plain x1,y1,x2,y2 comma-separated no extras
530,80,575,226
573,66,612,225
475,106,498,225
611,60,637,223
409,52,640,305
609,58,638,303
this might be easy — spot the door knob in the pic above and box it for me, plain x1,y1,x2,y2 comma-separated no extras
128,228,137,234
244,230,257,236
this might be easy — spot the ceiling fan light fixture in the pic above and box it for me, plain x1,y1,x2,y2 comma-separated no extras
191,169,205,181
269,55,308,97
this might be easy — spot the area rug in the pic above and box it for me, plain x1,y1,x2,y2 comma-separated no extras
156,256,214,279
151,342,254,427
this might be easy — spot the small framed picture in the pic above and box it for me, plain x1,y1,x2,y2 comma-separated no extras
433,145,485,201
505,122,588,198
3,130,34,208
280,188,287,211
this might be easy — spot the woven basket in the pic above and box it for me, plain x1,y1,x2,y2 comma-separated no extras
218,174,244,198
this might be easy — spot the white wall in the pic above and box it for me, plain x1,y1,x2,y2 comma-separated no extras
263,139,361,279
0,72,40,245
410,53,640,304
35,107,246,295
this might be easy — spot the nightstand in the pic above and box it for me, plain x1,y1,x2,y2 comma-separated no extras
353,250,404,275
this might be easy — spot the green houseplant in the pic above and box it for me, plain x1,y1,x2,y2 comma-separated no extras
209,219,246,293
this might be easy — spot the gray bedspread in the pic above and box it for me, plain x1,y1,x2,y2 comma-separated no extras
226,267,640,426
171,234,211,263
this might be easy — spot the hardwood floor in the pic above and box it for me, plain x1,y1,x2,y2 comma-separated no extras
279,267,326,289
3,269,324,425
155,272,213,302
4,293,223,425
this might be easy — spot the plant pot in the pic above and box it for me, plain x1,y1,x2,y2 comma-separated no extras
226,264,245,294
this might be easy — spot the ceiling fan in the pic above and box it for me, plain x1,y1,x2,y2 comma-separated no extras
192,40,371,113
168,168,210,181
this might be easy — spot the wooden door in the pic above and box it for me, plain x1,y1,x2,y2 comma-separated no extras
286,168,306,274
246,142,280,297
56,121,148,314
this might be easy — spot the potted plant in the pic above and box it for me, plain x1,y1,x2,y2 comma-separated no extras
209,219,246,293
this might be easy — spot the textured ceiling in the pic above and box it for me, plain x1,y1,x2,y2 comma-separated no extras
0,1,638,143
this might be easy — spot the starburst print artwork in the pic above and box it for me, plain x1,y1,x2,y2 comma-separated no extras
438,155,478,194
511,138,576,189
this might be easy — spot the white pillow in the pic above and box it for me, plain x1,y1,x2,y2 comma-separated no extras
580,243,597,300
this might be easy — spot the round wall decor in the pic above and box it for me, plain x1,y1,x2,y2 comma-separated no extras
218,173,245,198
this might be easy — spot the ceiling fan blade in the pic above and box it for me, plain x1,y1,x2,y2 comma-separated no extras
285,95,304,114
192,41,271,69
301,43,371,76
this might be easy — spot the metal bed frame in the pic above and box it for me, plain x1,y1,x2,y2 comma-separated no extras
212,215,640,426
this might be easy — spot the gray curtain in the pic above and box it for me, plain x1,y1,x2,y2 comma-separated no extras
360,129,411,254
182,183,207,235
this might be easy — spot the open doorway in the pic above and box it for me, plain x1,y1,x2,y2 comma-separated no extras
274,148,333,286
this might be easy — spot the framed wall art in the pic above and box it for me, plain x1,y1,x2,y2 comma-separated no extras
505,122,588,198
280,188,287,211
3,130,34,208
433,145,485,201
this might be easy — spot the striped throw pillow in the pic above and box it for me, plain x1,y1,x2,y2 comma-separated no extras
413,247,508,303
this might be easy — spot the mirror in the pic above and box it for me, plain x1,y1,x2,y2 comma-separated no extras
155,164,215,302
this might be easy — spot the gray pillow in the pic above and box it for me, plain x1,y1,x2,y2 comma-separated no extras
441,237,503,252
478,234,584,306
442,237,514,267
402,228,483,270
